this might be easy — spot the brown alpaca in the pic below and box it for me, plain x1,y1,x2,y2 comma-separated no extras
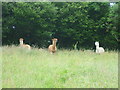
48,38,58,54
19,38,31,50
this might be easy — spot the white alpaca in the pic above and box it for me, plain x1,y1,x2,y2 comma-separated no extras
19,38,31,50
95,41,104,54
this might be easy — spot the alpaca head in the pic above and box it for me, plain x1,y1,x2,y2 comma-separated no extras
95,41,99,46
52,38,58,43
19,38,24,44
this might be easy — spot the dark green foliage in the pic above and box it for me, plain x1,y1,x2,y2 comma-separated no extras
2,2,119,50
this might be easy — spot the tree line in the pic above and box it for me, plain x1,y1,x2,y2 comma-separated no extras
2,2,119,50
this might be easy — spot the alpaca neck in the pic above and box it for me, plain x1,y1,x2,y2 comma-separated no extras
96,45,99,49
52,41,56,47
20,41,23,45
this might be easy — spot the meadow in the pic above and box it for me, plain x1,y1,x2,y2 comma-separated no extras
2,46,118,88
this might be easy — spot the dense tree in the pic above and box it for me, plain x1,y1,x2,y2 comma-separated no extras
2,2,119,50
105,2,119,49
2,2,57,48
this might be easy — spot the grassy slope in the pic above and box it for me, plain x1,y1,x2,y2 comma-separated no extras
2,46,118,88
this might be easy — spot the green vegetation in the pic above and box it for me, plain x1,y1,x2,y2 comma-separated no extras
2,2,119,50
2,2,119,88
2,46,118,88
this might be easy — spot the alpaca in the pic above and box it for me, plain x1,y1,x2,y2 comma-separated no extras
95,41,104,54
19,38,31,50
48,38,58,54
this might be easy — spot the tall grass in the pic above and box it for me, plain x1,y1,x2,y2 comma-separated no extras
2,46,118,88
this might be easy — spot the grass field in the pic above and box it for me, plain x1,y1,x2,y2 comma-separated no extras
2,46,118,88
